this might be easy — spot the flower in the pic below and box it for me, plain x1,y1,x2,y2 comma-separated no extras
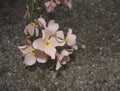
18,45,48,66
64,0,72,9
56,49,74,70
66,28,78,50
45,0,56,12
24,22,39,37
38,18,64,42
33,30,65,59
55,0,62,5
24,8,30,19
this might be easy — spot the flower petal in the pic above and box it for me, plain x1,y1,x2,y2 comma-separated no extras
56,60,62,70
36,51,48,63
35,28,39,37
59,49,69,60
45,1,56,12
55,31,65,43
61,56,70,65
66,28,76,46
42,29,51,40
64,0,72,9
18,45,33,54
48,20,55,26
23,54,36,66
38,17,46,28
24,26,28,35
44,46,56,59
50,37,65,47
25,38,32,45
46,23,59,33
28,26,34,36
72,44,78,50
33,38,44,51
55,0,62,5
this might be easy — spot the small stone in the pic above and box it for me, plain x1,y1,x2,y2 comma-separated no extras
78,66,82,69
92,65,95,67
81,44,86,49
54,82,58,85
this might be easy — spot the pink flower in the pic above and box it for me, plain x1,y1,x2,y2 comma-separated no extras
45,0,56,12
18,45,48,66
56,49,74,70
24,9,30,19
38,18,65,44
66,28,78,50
64,0,72,9
55,0,62,5
24,22,39,37
33,30,65,59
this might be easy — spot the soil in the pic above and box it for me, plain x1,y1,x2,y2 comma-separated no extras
0,0,120,91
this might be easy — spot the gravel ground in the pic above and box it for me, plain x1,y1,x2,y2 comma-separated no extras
0,0,120,91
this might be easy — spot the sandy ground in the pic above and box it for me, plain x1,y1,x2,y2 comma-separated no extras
0,0,120,91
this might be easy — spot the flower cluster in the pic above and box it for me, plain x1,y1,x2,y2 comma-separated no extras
45,0,72,12
18,17,77,70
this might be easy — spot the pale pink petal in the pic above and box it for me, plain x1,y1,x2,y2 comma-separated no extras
61,56,69,65
24,9,30,19
42,30,51,40
37,58,47,63
28,26,34,36
33,38,44,51
72,45,78,50
48,20,55,26
44,46,56,59
36,51,48,63
45,1,51,7
25,38,32,45
59,49,69,60
55,31,65,43
56,60,62,70
35,28,39,37
55,0,62,5
46,23,59,33
24,26,28,35
66,28,76,46
23,54,36,66
64,0,72,9
18,45,33,54
50,37,65,47
45,1,56,12
38,17,46,28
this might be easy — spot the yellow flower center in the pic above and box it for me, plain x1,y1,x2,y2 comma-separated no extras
51,32,55,36
30,49,37,56
30,23,35,26
44,40,51,47
65,38,68,43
